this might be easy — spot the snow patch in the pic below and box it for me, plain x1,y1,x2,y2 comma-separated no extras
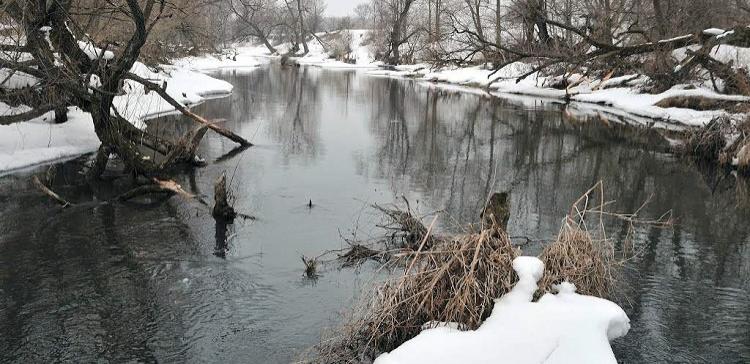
77,40,114,60
374,256,630,364
0,106,99,174
1,61,235,173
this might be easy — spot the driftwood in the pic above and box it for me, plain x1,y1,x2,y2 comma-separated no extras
32,176,73,207
118,178,195,202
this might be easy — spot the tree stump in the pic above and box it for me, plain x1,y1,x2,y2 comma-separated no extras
481,192,511,230
212,172,237,221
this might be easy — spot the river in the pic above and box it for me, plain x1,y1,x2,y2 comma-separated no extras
1,65,748,363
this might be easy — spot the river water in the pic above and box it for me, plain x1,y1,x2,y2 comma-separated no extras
1,65,748,363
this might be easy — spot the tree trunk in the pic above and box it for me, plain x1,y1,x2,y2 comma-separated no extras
296,0,309,55
428,0,432,42
495,0,502,47
253,23,278,55
653,0,668,39
435,0,441,41
534,0,551,44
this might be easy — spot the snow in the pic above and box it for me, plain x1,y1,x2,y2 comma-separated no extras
0,68,39,89
77,40,114,60
113,62,234,128
374,256,630,364
0,106,99,174
233,29,381,69
172,51,262,71
0,61,235,173
703,28,726,36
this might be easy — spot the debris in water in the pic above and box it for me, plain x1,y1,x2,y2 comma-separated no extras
302,255,319,278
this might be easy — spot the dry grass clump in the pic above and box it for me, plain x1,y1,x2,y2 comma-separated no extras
312,226,519,362
538,182,671,299
538,216,619,298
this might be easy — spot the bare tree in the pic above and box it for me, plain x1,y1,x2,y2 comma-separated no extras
230,0,283,54
1,0,248,178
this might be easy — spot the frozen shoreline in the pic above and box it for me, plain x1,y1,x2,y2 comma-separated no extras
223,30,744,129
0,62,236,175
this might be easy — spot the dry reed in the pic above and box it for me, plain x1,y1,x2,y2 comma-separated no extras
310,226,519,362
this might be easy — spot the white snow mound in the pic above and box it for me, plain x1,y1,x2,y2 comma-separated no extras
374,256,630,364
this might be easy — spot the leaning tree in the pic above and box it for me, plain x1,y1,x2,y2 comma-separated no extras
0,0,250,181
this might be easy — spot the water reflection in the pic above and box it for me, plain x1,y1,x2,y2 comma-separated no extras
0,65,748,363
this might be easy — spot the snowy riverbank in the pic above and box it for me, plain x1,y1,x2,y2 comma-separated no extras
217,29,749,128
5,28,749,173
0,62,235,174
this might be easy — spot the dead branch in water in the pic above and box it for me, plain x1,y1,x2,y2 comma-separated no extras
372,198,440,250
32,176,73,207
118,178,196,202
338,244,388,267
212,172,237,221
124,72,253,147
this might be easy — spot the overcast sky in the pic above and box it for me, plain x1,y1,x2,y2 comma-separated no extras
324,0,369,17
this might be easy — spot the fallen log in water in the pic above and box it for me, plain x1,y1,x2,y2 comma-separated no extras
125,72,253,147
118,178,195,202
32,175,73,207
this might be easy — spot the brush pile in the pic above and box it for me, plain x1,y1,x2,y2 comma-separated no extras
373,200,436,249
680,116,750,174
314,226,519,362
306,183,670,363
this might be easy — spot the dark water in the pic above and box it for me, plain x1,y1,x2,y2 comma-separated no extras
1,65,749,363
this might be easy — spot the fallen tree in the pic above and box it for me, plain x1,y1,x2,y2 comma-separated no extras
450,19,750,96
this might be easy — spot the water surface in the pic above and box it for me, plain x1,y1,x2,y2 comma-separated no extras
1,65,748,363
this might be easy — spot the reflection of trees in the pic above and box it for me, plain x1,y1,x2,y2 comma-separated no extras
268,68,321,163
377,80,411,176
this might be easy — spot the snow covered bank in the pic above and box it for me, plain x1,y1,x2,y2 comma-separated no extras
171,50,263,72
114,62,234,128
0,107,98,174
0,63,235,174
374,256,630,364
369,64,746,127
233,30,381,69
213,30,748,128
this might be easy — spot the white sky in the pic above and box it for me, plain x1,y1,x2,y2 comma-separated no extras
324,0,370,17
